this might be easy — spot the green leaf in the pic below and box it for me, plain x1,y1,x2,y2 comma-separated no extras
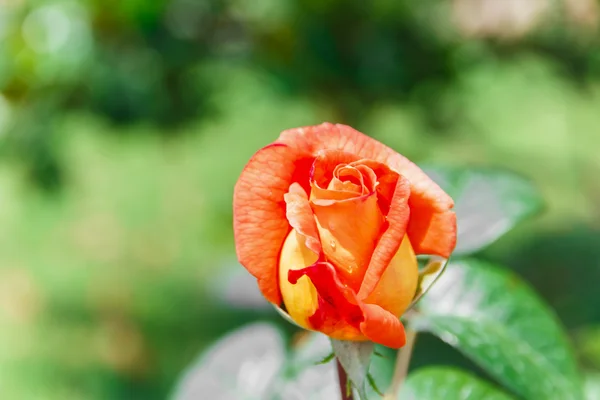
368,372,385,396
422,166,544,255
367,344,398,399
170,322,286,400
412,260,583,400
288,332,333,372
316,352,335,365
278,333,339,400
366,345,396,398
401,367,515,400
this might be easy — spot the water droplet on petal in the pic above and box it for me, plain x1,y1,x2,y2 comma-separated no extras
329,240,336,250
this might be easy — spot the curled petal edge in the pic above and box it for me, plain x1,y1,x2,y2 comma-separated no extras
289,261,407,348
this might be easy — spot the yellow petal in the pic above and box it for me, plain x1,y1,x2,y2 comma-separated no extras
364,234,418,317
279,230,319,329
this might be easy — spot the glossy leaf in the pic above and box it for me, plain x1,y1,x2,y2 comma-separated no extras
277,333,339,400
171,323,285,400
401,367,515,400
365,345,396,398
412,259,582,400
423,166,544,255
276,362,339,400
172,325,366,400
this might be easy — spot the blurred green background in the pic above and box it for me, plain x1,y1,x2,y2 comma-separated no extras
1,0,600,398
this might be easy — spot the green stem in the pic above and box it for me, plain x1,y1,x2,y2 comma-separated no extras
384,328,417,399
336,358,354,400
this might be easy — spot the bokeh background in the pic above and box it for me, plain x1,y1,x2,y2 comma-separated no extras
1,0,600,398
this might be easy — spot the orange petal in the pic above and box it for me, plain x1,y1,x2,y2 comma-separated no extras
233,143,299,305
329,165,364,195
360,304,407,348
311,191,385,291
358,174,411,299
349,159,399,215
309,150,364,201
310,150,359,189
284,183,321,255
278,123,451,209
328,177,362,195
277,123,456,257
407,207,457,258
352,164,378,194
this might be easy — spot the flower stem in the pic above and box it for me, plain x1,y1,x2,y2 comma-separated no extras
336,358,354,400
384,328,417,399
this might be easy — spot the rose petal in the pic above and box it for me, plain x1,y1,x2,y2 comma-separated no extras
329,165,364,194
352,164,378,194
407,208,457,257
311,192,385,291
309,150,363,202
328,177,363,194
288,262,364,329
310,154,388,291
360,304,407,348
358,174,411,299
350,159,398,215
284,183,322,255
277,123,456,257
279,230,320,329
233,143,300,305
311,184,358,201
289,261,407,348
280,231,364,339
307,296,366,341
310,150,360,189
363,235,419,317
310,154,413,295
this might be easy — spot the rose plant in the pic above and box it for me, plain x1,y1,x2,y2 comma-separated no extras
233,123,456,349
171,124,585,400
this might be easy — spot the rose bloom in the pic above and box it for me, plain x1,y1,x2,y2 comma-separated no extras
233,123,456,348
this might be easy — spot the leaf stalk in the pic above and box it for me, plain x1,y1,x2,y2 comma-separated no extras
384,328,417,399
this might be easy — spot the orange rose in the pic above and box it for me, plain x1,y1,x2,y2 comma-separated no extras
233,123,456,348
